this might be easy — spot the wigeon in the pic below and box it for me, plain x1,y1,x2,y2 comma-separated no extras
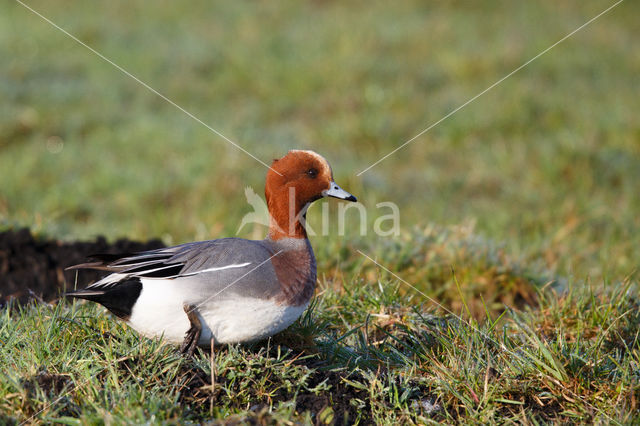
66,150,356,354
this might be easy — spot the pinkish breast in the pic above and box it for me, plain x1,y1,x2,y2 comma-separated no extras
270,245,317,307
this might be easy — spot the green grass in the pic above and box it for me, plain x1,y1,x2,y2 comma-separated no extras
2,263,639,423
1,0,639,423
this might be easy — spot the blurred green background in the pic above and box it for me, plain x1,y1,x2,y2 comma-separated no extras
1,0,638,283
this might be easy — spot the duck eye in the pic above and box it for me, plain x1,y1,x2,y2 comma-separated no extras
306,168,318,179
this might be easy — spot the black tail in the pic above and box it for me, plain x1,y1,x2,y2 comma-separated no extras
65,253,136,272
66,278,143,321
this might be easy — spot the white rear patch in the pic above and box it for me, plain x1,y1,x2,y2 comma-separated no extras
127,279,307,345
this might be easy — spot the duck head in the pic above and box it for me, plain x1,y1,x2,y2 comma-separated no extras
265,150,357,240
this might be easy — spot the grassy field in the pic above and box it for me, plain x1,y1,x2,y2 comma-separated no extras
1,0,639,423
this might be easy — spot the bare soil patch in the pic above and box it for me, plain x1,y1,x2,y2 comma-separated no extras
0,228,164,308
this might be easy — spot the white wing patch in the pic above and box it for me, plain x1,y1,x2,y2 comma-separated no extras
181,262,252,277
88,273,128,288
89,262,252,289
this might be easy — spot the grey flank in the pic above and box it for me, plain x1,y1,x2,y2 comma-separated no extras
83,237,311,302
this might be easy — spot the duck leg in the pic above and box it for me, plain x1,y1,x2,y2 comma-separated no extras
180,303,202,356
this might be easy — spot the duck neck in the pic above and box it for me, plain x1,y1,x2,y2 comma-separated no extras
266,187,311,240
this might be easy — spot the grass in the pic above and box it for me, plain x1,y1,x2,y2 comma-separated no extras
2,256,639,423
1,0,639,423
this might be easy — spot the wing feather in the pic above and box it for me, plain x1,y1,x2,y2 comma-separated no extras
68,238,267,283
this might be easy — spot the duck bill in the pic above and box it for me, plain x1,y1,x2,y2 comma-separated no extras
323,181,357,202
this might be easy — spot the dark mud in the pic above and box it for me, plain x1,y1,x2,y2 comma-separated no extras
0,227,164,308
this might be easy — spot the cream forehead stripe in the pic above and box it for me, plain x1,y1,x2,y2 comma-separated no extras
288,149,332,176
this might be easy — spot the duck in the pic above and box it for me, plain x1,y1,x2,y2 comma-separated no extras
66,150,357,355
